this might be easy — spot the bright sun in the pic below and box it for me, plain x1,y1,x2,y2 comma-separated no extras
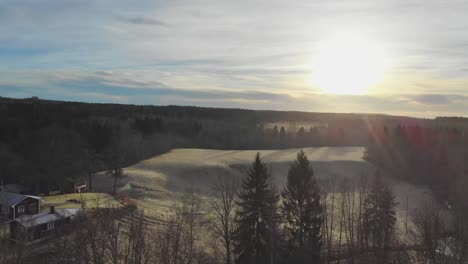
313,33,388,95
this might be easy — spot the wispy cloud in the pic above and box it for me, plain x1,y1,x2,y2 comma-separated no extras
402,94,468,105
2,71,468,118
115,15,168,26
1,1,468,116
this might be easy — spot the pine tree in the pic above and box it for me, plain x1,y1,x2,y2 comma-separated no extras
362,173,397,253
280,127,286,140
281,150,323,263
272,125,279,138
234,153,279,264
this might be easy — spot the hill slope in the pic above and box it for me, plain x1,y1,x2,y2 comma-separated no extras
94,148,435,224
94,148,367,215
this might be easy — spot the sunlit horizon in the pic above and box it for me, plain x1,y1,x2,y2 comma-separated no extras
1,1,468,117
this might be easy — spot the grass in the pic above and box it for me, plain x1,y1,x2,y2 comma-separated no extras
90,147,441,235
0,224,9,242
92,147,372,219
41,192,121,210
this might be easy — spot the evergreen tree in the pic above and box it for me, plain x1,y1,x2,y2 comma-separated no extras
363,173,398,255
272,125,279,138
279,127,286,140
296,127,306,147
309,127,321,146
281,150,323,263
234,153,279,264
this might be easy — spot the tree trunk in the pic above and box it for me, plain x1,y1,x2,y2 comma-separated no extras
226,239,231,264
113,174,117,195
88,172,93,192
328,190,335,263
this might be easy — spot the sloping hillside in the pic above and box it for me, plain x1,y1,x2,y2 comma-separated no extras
94,148,367,215
93,147,440,235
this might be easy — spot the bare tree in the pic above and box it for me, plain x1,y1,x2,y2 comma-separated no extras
411,202,446,264
340,179,351,257
107,168,125,195
154,191,206,264
154,211,185,264
337,179,346,262
208,175,240,264
322,176,337,263
48,205,157,264
105,130,127,195
9,221,31,264
122,211,156,264
356,174,369,253
181,188,204,264
322,175,371,263
446,204,468,264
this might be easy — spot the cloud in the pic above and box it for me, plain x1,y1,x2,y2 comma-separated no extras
405,94,451,105
115,15,167,26
2,1,468,117
3,70,468,118
2,69,468,117
402,94,468,105
52,76,292,103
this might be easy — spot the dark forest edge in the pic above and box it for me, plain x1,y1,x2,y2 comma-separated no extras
1,96,468,263
1,96,467,196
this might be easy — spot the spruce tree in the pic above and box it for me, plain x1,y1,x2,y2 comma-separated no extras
234,153,279,264
363,173,397,252
281,150,323,263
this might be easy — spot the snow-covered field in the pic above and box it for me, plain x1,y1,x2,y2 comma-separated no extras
93,147,438,226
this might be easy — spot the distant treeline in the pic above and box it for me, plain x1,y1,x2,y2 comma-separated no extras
1,96,468,195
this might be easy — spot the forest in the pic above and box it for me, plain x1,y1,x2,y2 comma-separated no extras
1,97,468,263
0,96,405,192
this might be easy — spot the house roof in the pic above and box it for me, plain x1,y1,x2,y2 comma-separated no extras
14,208,80,228
0,192,42,206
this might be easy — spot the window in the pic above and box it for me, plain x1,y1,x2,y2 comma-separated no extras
47,221,55,230
18,205,25,214
29,203,37,214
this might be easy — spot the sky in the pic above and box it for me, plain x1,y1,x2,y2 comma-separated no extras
1,0,468,118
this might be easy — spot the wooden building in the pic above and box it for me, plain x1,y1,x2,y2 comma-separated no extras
10,206,80,241
0,192,41,221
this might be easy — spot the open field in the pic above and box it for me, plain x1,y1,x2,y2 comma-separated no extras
94,147,372,218
41,193,121,210
93,147,439,226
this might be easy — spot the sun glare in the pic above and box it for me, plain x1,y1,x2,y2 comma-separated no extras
312,33,389,95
